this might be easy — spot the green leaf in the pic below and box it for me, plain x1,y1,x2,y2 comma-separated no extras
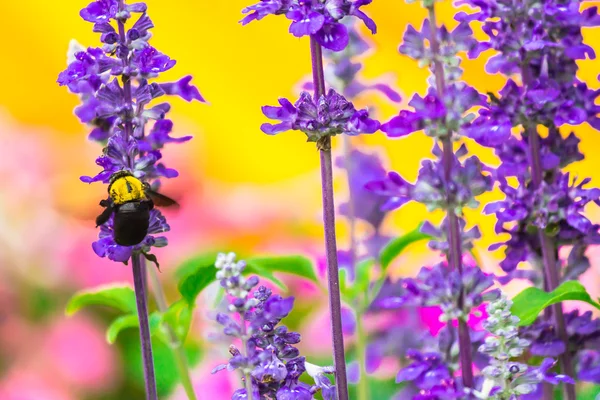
175,252,220,280
379,225,430,270
176,253,220,305
177,263,218,305
343,258,375,301
246,255,318,283
162,299,193,344
176,254,317,304
512,280,600,326
105,312,162,344
338,268,352,303
65,284,137,316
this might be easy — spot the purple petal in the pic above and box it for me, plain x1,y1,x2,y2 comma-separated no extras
315,22,349,52
370,83,402,102
261,122,292,135
288,11,324,37
396,363,428,383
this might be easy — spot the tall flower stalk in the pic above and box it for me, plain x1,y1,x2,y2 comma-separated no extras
426,3,474,387
241,2,381,398
311,36,351,397
459,0,600,397
131,256,157,397
319,19,401,400
367,0,490,389
58,0,204,398
148,267,197,400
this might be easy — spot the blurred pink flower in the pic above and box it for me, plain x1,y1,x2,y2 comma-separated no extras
419,304,488,336
0,371,74,400
43,316,118,392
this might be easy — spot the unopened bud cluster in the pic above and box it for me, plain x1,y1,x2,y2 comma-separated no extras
215,252,260,311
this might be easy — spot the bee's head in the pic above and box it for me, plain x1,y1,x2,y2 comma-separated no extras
108,171,145,204
109,170,134,186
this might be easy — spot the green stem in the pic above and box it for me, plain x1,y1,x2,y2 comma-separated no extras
147,266,198,400
241,330,254,400
355,310,369,400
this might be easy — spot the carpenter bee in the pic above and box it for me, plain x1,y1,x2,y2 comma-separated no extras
95,171,178,246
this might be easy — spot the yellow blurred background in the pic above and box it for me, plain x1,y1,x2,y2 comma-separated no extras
1,0,600,398
2,0,599,276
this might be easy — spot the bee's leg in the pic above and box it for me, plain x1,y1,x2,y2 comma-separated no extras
146,198,155,210
99,198,111,207
96,201,114,227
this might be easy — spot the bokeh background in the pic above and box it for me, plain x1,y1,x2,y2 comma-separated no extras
1,0,600,399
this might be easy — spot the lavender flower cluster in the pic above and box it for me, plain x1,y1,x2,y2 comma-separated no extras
212,253,335,400
58,0,204,262
241,0,376,51
461,0,600,280
261,89,380,144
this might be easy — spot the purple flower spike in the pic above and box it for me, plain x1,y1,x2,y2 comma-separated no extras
211,254,336,398
59,1,205,262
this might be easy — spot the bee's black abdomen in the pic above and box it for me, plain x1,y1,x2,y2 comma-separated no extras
113,201,151,246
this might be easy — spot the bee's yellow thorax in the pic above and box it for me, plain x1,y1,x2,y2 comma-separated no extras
109,175,145,205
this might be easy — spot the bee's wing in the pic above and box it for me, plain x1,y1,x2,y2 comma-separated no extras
146,189,179,208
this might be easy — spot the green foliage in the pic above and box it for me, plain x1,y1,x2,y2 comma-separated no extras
67,252,319,347
175,251,221,280
339,259,374,302
177,263,218,305
511,280,600,326
578,384,600,400
120,331,202,397
245,255,319,283
338,226,431,307
161,299,193,344
106,312,163,344
176,253,319,300
65,285,137,316
379,224,430,270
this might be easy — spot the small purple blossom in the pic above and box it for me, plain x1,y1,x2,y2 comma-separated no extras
367,145,491,213
522,310,600,361
400,19,484,81
375,262,500,321
381,83,485,139
485,172,600,272
241,0,376,51
261,89,379,143
577,350,600,383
